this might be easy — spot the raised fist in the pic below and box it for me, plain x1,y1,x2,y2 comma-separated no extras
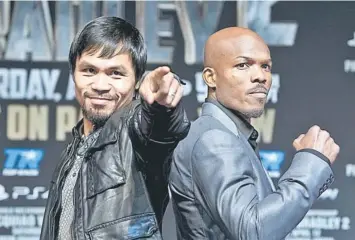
293,125,340,164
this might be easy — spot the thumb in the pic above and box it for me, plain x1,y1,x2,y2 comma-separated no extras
293,134,305,150
141,90,155,105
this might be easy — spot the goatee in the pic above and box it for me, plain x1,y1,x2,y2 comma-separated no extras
242,109,264,119
82,107,112,129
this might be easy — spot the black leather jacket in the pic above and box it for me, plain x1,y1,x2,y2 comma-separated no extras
40,99,190,240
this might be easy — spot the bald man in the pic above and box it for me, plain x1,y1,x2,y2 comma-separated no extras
169,27,339,240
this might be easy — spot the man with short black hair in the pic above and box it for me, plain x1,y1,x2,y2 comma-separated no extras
40,16,190,240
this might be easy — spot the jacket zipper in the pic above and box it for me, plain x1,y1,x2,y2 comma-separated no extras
49,138,80,239
72,149,91,240
72,176,77,240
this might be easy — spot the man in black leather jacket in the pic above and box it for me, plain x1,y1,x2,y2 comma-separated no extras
40,16,190,240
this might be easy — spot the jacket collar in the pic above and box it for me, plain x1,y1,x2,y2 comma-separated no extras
205,98,255,139
72,118,84,138
72,101,138,150
201,100,240,137
82,101,140,198
201,99,259,150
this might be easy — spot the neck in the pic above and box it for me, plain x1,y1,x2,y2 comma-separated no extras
83,117,94,136
207,88,216,99
207,94,251,123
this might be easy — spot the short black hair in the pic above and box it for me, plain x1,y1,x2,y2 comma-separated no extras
69,16,147,81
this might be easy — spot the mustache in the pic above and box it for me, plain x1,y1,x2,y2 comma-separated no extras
246,84,268,94
84,92,117,100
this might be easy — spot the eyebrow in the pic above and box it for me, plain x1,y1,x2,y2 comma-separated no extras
78,60,128,72
236,56,272,63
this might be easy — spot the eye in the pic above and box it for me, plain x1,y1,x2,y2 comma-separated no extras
262,64,272,71
84,68,96,75
236,63,249,70
112,70,123,77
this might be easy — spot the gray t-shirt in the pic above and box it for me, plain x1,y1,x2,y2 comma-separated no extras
57,129,101,240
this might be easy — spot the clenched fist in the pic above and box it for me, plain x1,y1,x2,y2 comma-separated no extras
293,125,340,164
139,66,184,108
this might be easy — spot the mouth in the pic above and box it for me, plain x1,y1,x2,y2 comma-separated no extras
248,91,267,98
88,97,113,105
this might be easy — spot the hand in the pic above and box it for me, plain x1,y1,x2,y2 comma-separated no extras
139,66,184,108
293,125,340,164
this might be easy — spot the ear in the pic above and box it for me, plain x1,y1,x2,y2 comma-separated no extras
202,67,216,89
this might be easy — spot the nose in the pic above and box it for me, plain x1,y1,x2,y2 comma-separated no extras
251,66,267,84
91,73,111,92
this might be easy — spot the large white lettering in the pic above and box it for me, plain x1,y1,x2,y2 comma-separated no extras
0,1,11,57
247,0,298,46
56,106,81,141
136,1,175,64
0,68,61,101
3,1,125,61
175,1,224,65
5,1,54,60
7,104,49,141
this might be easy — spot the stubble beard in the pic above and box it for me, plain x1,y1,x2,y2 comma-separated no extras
82,104,113,129
242,98,266,119
242,108,264,119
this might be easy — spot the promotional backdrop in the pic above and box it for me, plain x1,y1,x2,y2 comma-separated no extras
0,1,354,240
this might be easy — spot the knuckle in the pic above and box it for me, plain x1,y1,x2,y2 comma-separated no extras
167,72,174,78
320,131,330,139
312,125,320,130
172,79,180,87
323,130,330,137
164,73,174,81
308,127,317,136
311,125,320,133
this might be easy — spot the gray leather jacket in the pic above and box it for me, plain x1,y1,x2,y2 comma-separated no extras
169,101,334,240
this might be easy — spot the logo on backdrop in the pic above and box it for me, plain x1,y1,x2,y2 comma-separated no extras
2,148,44,177
259,150,285,178
0,185,9,201
0,184,48,201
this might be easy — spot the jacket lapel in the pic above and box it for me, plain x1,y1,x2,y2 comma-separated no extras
86,105,134,198
201,102,276,192
201,103,240,138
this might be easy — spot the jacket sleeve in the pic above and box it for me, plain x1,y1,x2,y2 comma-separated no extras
129,97,190,225
130,98,190,165
192,129,334,240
